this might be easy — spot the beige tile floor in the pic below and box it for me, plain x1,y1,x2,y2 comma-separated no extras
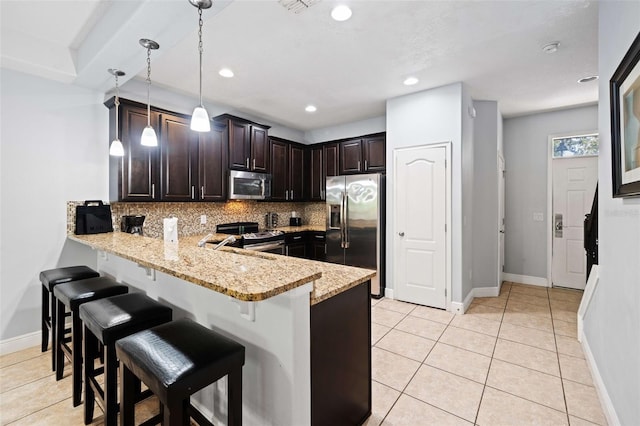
366,282,608,426
0,282,606,425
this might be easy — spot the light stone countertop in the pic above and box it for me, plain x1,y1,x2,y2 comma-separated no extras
68,232,373,305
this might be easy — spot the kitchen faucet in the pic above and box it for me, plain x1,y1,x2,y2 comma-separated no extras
212,235,236,250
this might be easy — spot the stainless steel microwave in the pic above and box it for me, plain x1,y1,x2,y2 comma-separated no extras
229,170,271,200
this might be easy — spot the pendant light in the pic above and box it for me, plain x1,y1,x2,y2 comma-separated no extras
140,38,160,146
189,0,212,132
108,68,125,156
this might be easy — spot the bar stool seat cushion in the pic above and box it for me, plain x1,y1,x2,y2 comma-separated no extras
40,266,99,291
79,292,173,345
116,319,245,398
53,277,128,311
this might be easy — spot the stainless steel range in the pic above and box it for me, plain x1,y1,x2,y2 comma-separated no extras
214,222,285,255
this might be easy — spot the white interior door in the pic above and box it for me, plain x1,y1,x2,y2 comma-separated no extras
394,145,447,308
498,155,506,282
552,156,598,290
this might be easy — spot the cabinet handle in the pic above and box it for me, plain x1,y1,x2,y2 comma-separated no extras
286,246,289,256
285,190,289,200
151,183,155,199
246,158,249,168
191,186,195,200
357,160,361,170
365,160,368,170
293,236,302,240
291,189,294,200
253,158,256,170
201,186,204,199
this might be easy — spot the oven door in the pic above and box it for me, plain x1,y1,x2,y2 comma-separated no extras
244,241,285,255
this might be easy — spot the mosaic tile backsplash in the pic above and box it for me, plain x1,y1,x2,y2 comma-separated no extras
68,201,326,238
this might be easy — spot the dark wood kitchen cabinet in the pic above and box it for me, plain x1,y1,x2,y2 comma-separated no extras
324,143,340,177
269,137,306,201
309,143,339,201
218,114,269,172
309,231,326,261
109,100,161,202
285,232,307,258
198,122,228,201
339,133,386,175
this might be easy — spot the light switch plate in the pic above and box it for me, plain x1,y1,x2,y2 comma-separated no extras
533,212,544,222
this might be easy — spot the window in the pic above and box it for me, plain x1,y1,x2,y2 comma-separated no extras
552,133,599,158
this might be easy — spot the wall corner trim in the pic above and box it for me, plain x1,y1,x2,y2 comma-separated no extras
578,265,599,343
0,330,41,356
502,273,548,287
451,289,475,314
580,331,621,426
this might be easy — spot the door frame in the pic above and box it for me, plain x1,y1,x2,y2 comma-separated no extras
546,130,598,288
392,141,452,311
498,153,505,288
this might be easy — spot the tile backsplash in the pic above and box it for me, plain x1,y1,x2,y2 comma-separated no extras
68,201,326,238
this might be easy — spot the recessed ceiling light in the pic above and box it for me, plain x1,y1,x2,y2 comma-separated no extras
331,5,352,21
403,77,419,86
219,68,234,78
305,105,317,112
578,75,599,83
542,42,560,54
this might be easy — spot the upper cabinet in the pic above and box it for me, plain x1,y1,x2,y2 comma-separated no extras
108,98,227,202
217,114,270,172
270,137,306,202
339,133,386,175
309,142,339,201
110,100,161,202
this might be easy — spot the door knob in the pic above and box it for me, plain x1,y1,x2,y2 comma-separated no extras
398,232,405,237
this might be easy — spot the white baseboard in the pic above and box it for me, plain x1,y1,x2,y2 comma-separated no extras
384,288,394,300
0,330,41,356
473,286,500,298
578,265,599,343
502,273,548,287
580,331,621,426
450,288,475,315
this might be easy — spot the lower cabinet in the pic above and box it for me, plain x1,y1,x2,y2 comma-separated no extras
285,233,307,258
309,232,326,261
284,231,326,260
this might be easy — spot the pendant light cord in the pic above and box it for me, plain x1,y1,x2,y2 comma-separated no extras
114,74,120,139
198,6,204,108
146,47,152,126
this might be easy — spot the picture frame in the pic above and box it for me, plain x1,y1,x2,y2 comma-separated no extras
610,31,640,198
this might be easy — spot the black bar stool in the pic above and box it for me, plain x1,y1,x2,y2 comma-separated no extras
116,318,245,426
39,266,100,370
53,276,128,407
79,292,172,426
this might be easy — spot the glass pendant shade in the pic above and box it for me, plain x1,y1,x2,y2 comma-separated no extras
109,139,125,156
191,106,211,132
141,126,158,147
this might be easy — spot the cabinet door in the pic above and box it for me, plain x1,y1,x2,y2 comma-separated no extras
289,144,305,201
251,125,269,172
324,143,339,177
270,139,288,201
309,146,324,201
160,115,198,201
228,120,250,170
339,139,363,174
120,104,160,201
199,122,228,201
363,135,386,172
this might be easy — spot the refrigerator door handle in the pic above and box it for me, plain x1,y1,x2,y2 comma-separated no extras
343,190,350,248
340,191,346,248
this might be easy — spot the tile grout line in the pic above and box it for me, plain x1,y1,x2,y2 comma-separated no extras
548,286,572,426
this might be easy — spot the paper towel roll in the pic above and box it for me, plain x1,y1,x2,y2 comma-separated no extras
163,217,178,243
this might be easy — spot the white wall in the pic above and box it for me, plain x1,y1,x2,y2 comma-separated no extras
584,2,640,424
460,85,475,300
472,101,500,288
386,83,465,303
503,105,597,279
0,69,107,341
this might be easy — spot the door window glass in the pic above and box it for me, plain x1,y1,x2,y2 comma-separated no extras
552,134,599,158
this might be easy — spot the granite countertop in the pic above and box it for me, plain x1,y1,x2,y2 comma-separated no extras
68,232,373,305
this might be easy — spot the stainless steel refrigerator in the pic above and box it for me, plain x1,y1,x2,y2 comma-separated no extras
326,173,385,297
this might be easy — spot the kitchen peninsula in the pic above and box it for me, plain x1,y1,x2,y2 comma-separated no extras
68,231,374,426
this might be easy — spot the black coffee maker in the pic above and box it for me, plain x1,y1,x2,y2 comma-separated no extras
121,215,145,235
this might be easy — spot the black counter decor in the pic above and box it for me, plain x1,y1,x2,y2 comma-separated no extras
75,200,113,235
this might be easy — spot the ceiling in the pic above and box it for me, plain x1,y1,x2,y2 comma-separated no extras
0,0,599,132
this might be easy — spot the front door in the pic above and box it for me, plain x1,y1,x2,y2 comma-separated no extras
552,156,598,289
394,145,447,308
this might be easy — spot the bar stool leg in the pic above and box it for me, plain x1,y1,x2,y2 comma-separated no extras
83,325,97,425
228,369,243,426
41,284,49,352
165,398,189,426
120,363,136,426
50,290,59,371
55,300,66,380
104,344,119,426
72,312,83,407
